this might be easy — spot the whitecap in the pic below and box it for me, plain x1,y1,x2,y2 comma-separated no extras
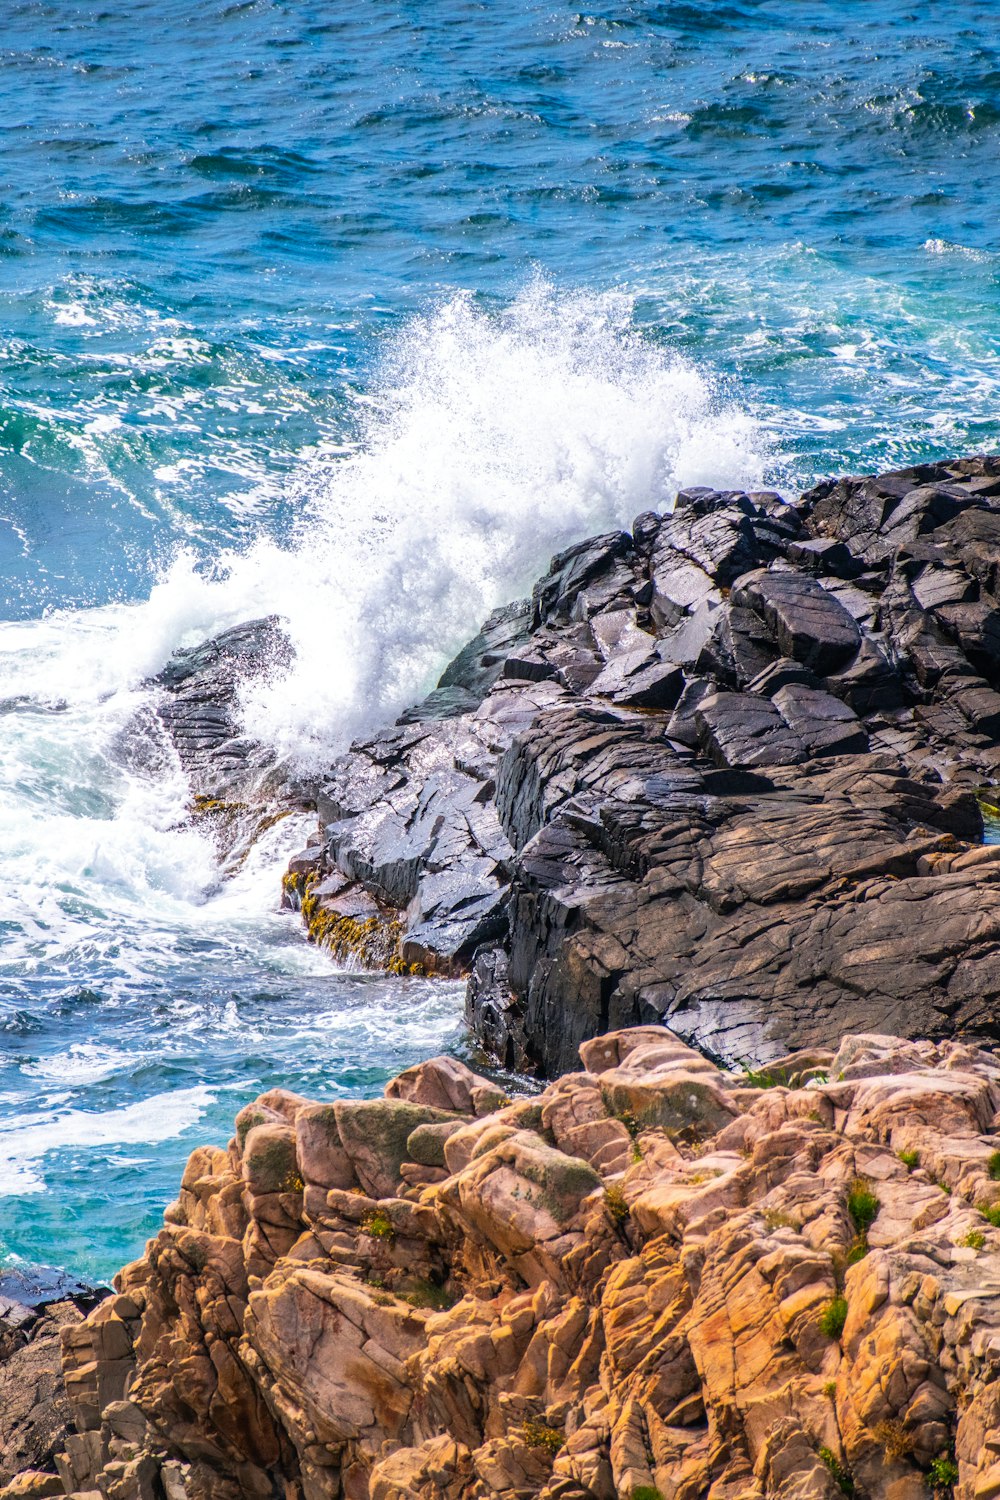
0,1086,215,1198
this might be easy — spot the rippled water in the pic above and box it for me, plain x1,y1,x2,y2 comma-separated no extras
2,0,1000,1280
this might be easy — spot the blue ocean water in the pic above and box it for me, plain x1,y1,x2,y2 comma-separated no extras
3,0,1000,1280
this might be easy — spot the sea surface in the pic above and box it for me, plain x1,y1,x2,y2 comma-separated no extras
3,0,1000,1281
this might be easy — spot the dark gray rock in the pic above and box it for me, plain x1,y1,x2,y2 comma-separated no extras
156,454,1000,1073
771,684,868,758
731,569,861,674
0,1268,107,1485
695,690,806,768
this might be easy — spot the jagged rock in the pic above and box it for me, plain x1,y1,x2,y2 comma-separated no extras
0,1271,107,1490
142,455,1000,1072
33,1030,1000,1500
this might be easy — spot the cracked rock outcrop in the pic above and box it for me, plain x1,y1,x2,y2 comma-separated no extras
27,1028,1000,1500
275,456,1000,1071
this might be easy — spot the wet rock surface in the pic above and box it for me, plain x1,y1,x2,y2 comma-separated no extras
0,1271,107,1494
274,455,1000,1069
27,1029,1000,1500
127,616,310,870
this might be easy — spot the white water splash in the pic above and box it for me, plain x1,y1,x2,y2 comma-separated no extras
0,282,767,973
125,281,767,768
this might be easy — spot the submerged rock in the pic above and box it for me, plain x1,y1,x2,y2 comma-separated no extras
30,1029,1000,1499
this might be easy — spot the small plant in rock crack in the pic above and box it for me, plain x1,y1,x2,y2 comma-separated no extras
740,1064,787,1089
361,1209,395,1240
988,1150,1000,1180
605,1184,630,1224
847,1178,879,1236
871,1418,913,1462
818,1446,854,1497
845,1234,869,1267
897,1149,919,1171
819,1296,848,1340
520,1419,564,1455
927,1453,959,1494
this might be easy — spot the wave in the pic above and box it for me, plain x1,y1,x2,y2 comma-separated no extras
128,280,768,770
0,1086,215,1197
0,280,766,988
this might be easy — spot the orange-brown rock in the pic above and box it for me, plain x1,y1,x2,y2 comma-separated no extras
31,1031,1000,1499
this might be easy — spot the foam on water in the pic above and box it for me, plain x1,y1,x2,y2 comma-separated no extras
0,1087,216,1198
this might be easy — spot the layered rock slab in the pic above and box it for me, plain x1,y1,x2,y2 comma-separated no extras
144,456,1000,1067
280,456,1000,1068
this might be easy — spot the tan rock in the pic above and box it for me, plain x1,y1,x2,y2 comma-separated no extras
40,1028,1000,1500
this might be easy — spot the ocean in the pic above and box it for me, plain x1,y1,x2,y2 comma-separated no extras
3,0,1000,1280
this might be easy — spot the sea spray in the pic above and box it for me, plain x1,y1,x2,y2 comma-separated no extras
134,283,768,768
0,283,763,1275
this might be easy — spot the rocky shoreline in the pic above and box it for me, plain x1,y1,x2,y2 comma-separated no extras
9,454,1000,1500
279,455,1000,1073
12,1029,1000,1500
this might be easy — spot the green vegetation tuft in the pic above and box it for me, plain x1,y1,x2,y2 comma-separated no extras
819,1296,849,1340
979,1203,1000,1228
988,1151,1000,1180
630,1489,666,1500
818,1447,854,1497
897,1149,919,1171
520,1419,564,1456
927,1454,959,1492
361,1209,395,1240
741,1065,788,1089
847,1178,879,1236
961,1228,986,1250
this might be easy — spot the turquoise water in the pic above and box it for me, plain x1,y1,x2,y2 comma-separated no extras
3,0,1000,1280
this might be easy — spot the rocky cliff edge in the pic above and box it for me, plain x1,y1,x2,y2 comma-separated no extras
265,455,1000,1075
15,1028,1000,1500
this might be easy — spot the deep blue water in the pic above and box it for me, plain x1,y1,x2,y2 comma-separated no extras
3,0,1000,1279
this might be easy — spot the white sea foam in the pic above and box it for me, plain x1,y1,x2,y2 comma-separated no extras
0,281,766,978
23,1043,147,1085
0,1087,214,1197
923,238,991,262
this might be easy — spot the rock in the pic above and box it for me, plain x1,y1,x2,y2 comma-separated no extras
132,454,1000,1075
695,689,806,767
0,1270,107,1489
731,569,861,674
384,1055,494,1115
334,1099,459,1199
770,684,868,758
33,1029,1000,1500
